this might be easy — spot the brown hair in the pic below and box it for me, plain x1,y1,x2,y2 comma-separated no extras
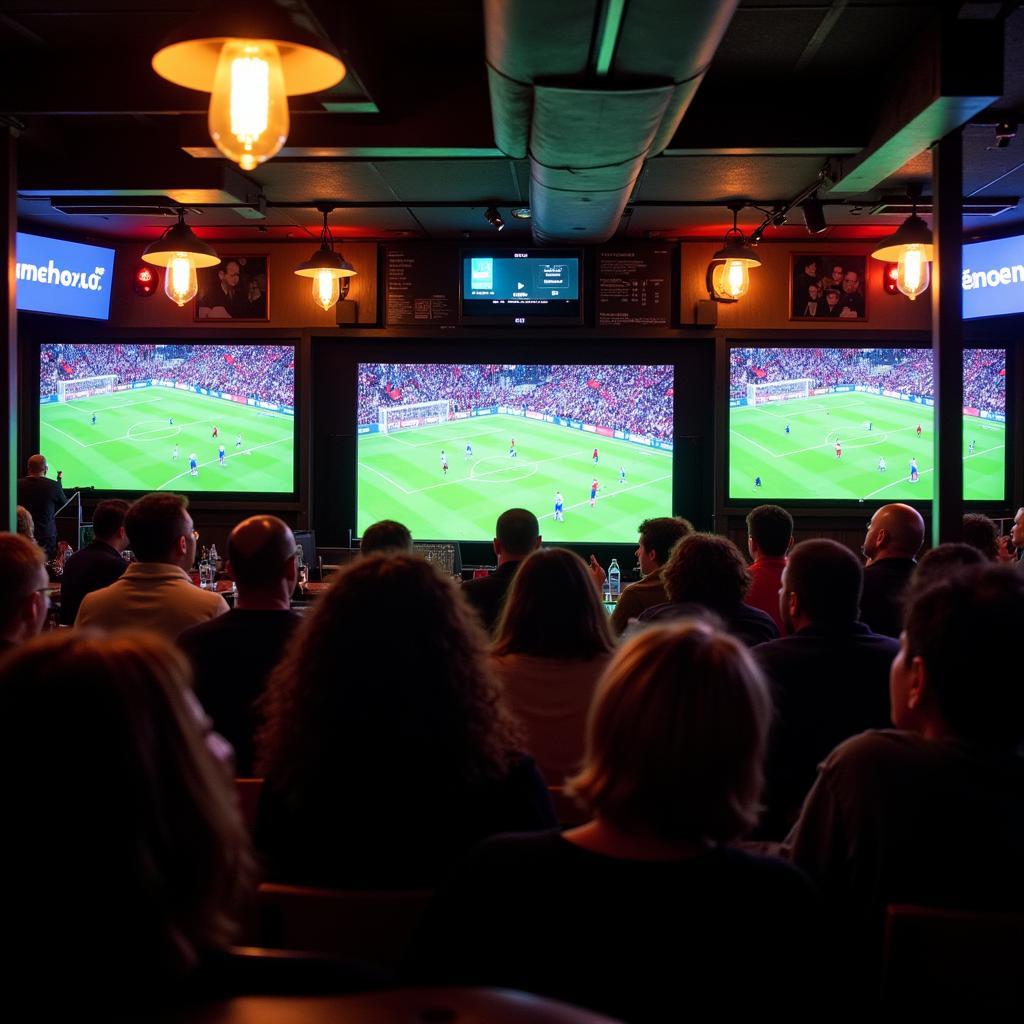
0,532,46,627
258,553,523,799
493,547,614,659
568,622,772,842
961,513,999,560
92,498,130,542
663,533,752,610
638,517,694,565
0,631,253,990
126,492,190,561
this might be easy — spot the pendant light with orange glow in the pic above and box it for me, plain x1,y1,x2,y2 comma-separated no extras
707,204,762,302
871,187,933,301
141,210,220,307
294,207,357,312
151,5,345,171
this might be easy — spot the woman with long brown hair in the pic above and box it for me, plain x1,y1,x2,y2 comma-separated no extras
491,547,615,783
0,630,254,1008
256,553,555,888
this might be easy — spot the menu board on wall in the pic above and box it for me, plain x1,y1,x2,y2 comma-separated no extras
384,245,459,327
596,245,673,326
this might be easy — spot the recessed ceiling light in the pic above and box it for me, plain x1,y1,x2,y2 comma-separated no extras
510,207,532,220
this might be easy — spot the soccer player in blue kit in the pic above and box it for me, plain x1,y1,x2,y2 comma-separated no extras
189,452,198,477
218,444,226,465
465,442,473,460
554,491,564,522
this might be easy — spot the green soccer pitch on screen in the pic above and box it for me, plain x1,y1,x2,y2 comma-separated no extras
39,342,296,494
728,347,1006,503
357,363,675,543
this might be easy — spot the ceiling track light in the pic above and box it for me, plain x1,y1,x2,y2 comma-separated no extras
706,204,761,303
871,184,932,301
294,207,357,312
141,209,220,307
151,3,345,170
484,206,505,231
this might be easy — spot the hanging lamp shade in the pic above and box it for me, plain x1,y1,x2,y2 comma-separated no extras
141,217,220,269
294,245,357,278
151,5,345,96
870,214,934,263
711,230,762,269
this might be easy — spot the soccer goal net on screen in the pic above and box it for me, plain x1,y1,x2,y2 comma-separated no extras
377,399,451,433
55,375,118,402
746,378,813,405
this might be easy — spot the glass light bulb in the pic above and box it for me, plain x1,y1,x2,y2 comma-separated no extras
313,269,342,311
165,253,198,306
897,245,930,301
208,40,289,171
712,259,750,300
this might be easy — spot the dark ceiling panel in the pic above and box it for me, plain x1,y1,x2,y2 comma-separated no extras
635,155,828,202
410,206,532,238
247,162,397,203
374,159,523,203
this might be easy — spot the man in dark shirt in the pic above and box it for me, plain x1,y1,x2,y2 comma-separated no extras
859,502,924,637
16,454,67,559
754,539,898,837
460,508,541,634
178,515,302,775
59,499,130,625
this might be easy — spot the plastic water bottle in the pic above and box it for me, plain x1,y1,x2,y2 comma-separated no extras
608,558,621,600
209,543,220,572
198,546,212,588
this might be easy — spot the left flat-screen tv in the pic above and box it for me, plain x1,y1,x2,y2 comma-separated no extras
16,232,116,321
39,342,296,495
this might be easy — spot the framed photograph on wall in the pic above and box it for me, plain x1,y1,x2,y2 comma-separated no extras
790,254,867,322
195,255,269,321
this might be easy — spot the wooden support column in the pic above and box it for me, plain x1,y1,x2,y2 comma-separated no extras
930,128,963,545
1,126,16,532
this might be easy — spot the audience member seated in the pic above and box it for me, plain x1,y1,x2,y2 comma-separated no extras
408,622,820,1020
608,516,692,637
0,533,50,653
859,503,924,637
0,630,254,1012
961,513,1000,561
745,504,793,632
255,553,556,888
754,540,898,838
490,548,615,784
76,492,228,638
997,505,1023,562
16,453,67,559
787,564,1024,986
636,533,779,646
15,505,34,541
59,498,130,625
460,508,541,633
179,515,303,776
906,543,986,602
360,519,414,555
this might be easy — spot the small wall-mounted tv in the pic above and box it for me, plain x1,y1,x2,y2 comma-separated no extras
38,341,296,495
16,232,116,321
460,249,583,325
728,346,1006,503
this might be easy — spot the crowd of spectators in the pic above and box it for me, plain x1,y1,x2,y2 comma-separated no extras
358,363,674,440
730,347,1005,416
40,343,294,407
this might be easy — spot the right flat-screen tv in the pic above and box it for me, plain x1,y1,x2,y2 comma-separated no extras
728,346,1006,503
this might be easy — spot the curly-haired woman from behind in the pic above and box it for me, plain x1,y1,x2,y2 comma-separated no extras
0,630,254,1012
409,621,820,1021
490,547,615,784
255,553,556,888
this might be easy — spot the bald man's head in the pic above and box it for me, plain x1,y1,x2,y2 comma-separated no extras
26,454,47,477
227,515,297,595
863,502,925,563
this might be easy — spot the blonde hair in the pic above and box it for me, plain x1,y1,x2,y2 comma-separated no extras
568,621,772,842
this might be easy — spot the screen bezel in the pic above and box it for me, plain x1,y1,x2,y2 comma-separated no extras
459,248,585,326
721,338,1012,511
26,331,303,506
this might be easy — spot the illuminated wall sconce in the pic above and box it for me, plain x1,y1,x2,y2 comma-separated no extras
707,204,761,302
871,187,932,301
151,4,345,171
141,210,220,307
294,207,357,312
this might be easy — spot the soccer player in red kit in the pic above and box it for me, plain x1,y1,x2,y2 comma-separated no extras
212,425,219,438
592,448,599,464
916,424,922,437
835,441,842,458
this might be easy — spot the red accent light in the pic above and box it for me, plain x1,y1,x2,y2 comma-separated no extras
132,263,159,297
883,262,900,295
